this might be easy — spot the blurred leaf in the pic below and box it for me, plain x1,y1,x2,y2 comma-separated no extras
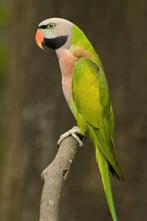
0,6,9,26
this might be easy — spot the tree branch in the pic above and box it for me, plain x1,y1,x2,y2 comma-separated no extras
39,135,83,221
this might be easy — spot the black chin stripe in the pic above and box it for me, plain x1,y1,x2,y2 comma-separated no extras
44,36,68,49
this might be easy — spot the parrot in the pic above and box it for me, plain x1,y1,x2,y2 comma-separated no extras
35,17,124,221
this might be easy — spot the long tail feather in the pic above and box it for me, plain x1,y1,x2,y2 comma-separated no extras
96,146,118,221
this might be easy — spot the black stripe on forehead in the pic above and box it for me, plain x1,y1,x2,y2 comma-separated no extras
44,35,68,49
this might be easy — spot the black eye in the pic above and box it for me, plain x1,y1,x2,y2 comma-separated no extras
48,23,56,29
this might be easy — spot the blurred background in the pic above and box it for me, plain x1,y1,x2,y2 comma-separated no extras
0,0,147,220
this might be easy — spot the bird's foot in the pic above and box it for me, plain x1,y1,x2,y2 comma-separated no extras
57,126,84,148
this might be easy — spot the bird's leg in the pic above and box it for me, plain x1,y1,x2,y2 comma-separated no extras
57,126,84,148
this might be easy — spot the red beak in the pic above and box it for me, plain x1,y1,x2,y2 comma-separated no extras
35,30,44,49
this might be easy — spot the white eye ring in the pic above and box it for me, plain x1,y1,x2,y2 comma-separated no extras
48,23,56,29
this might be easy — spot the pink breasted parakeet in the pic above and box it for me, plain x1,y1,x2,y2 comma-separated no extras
35,18,124,221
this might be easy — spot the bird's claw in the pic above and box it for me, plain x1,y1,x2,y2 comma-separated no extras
57,126,84,148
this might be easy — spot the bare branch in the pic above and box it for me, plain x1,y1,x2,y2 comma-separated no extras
39,135,82,221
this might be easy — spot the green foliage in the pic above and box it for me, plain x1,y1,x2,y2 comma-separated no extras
0,5,9,179
0,6,9,26
0,5,9,86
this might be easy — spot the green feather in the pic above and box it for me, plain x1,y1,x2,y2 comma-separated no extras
70,26,124,221
95,145,118,221
72,25,102,65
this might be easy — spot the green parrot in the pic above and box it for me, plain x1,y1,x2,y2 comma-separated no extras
35,18,124,221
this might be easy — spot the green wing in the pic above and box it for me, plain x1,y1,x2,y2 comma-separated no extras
72,57,123,180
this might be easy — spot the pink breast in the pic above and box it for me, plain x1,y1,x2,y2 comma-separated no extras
57,49,77,104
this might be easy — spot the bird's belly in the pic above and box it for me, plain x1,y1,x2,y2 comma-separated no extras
62,77,72,105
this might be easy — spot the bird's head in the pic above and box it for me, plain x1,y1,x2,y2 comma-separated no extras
35,18,73,50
